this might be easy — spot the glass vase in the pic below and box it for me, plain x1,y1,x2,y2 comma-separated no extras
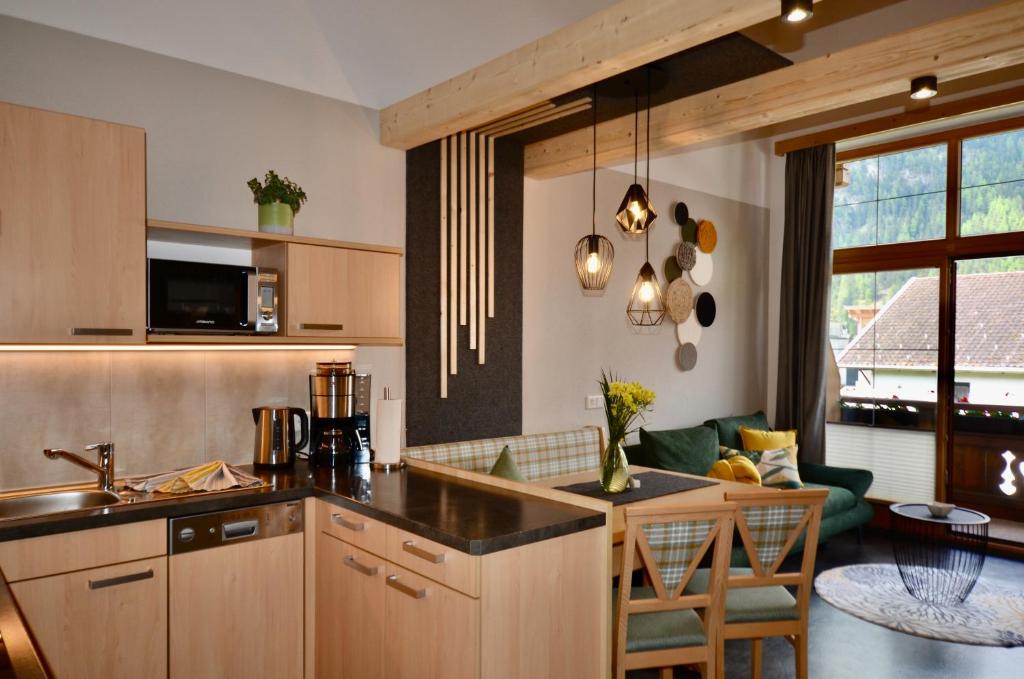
600,438,631,493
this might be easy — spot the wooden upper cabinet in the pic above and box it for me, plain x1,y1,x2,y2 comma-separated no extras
0,102,146,343
285,243,401,341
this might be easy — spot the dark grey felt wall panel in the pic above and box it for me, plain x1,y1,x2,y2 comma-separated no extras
405,138,523,446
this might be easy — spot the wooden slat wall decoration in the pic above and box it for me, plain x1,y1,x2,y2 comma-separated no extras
487,136,496,318
449,135,458,377
440,139,448,397
469,132,478,350
459,132,467,326
478,135,487,364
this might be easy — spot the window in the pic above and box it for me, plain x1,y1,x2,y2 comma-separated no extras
827,117,1024,514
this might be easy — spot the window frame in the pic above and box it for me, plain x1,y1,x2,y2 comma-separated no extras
831,114,1024,502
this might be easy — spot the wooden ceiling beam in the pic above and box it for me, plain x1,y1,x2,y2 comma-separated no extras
378,0,823,150
524,0,1024,178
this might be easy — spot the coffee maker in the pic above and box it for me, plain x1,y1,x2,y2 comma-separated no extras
308,362,371,466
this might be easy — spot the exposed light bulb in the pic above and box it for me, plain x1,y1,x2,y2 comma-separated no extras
629,201,643,220
910,75,938,100
585,251,601,274
784,8,809,22
638,280,655,303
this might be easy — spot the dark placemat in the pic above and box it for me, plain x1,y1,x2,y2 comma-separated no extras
555,471,718,506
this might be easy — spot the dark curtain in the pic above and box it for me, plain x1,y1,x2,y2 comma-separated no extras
776,144,835,464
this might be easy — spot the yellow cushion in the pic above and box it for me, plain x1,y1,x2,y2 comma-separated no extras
707,457,761,485
739,426,796,452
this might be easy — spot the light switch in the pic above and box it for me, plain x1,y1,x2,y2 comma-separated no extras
585,395,603,410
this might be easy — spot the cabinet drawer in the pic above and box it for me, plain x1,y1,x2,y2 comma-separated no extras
0,519,166,582
385,525,479,598
317,499,386,558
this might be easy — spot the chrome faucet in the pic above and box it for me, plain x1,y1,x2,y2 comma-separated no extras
43,442,116,492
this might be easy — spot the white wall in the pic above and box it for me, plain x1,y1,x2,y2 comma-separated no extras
523,167,771,440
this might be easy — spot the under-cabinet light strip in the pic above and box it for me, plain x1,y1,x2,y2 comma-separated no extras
0,344,357,352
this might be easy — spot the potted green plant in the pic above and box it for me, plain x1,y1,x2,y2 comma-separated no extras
246,170,307,235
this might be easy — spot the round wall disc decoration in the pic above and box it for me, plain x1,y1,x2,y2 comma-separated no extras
695,292,717,327
677,343,698,371
697,219,718,253
688,249,713,286
676,314,702,346
673,202,690,225
675,242,697,271
665,278,694,323
664,255,682,283
681,218,698,244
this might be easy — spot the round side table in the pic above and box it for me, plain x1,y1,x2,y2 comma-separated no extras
889,503,990,606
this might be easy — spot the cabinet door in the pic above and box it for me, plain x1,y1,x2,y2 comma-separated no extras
286,244,401,341
0,102,146,343
383,562,479,679
169,533,303,679
11,557,167,679
316,533,385,679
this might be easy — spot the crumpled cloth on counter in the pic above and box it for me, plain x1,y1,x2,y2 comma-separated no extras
125,461,264,494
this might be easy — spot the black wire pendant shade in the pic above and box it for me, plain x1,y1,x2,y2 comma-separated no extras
626,261,665,326
575,83,614,291
615,88,656,235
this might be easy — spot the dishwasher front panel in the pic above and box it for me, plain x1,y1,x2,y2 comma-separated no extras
168,500,303,554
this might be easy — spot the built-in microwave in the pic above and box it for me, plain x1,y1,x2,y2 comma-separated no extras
147,259,278,334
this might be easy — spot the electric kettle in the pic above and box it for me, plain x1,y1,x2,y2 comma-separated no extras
252,407,309,467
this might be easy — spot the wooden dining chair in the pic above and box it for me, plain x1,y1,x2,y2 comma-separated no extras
685,488,828,679
613,502,736,679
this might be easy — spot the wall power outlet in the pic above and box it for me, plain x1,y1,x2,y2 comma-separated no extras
585,395,603,410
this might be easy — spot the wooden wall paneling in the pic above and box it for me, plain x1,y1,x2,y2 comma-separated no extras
440,138,449,397
450,135,459,375
469,132,478,350
478,135,487,364
524,0,1024,178
487,136,496,318
459,132,468,326
490,98,593,138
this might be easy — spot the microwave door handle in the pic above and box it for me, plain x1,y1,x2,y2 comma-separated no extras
246,270,258,330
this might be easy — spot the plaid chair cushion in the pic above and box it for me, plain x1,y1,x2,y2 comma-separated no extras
740,504,808,567
403,428,602,481
641,519,716,593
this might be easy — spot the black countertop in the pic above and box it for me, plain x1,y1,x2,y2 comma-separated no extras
0,461,605,679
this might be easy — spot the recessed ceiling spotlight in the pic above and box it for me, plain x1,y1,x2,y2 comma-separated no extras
781,0,813,23
910,75,939,100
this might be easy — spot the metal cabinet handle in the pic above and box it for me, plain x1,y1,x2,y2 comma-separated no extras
343,554,379,577
386,574,426,599
331,513,365,532
299,323,344,331
89,569,154,590
402,540,445,564
70,328,134,336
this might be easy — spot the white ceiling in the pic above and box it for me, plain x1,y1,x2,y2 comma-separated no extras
0,0,617,110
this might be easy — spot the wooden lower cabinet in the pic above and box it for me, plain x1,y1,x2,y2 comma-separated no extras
316,532,386,679
169,532,304,679
383,562,479,679
10,557,167,679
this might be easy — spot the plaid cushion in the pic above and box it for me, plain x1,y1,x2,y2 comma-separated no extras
403,428,601,481
641,520,716,593
740,504,808,568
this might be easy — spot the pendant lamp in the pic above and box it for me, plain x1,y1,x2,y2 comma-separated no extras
615,87,656,234
626,71,664,326
574,85,614,290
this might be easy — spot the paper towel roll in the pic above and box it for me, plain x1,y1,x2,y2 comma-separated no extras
374,398,403,465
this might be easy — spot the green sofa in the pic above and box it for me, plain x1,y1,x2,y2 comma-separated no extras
624,411,874,558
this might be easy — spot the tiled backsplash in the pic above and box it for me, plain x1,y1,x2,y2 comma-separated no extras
0,349,354,491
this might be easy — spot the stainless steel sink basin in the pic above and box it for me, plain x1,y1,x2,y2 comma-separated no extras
0,489,122,521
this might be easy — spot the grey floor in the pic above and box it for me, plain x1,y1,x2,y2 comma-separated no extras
629,529,1024,679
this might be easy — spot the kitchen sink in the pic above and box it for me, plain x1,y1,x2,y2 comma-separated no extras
0,489,122,521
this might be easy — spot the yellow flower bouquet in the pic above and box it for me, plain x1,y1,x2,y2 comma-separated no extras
599,371,655,492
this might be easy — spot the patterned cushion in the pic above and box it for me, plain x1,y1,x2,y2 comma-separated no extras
488,446,526,482
403,428,601,481
721,445,802,489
